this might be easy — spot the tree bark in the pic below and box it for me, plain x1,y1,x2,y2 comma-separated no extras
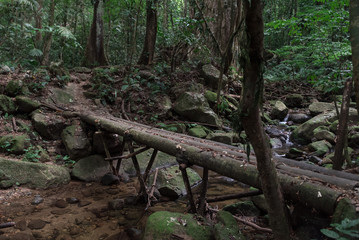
41,0,55,66
84,0,109,67
333,78,353,170
138,0,158,65
238,1,291,239
350,0,359,116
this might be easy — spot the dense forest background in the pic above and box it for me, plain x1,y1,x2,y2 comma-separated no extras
0,0,351,94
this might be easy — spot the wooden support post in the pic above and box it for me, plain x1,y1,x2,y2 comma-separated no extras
179,163,197,213
198,167,208,216
105,146,150,161
115,137,127,175
126,133,148,200
143,149,158,182
100,131,116,175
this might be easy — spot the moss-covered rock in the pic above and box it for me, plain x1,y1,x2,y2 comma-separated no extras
214,210,245,240
0,158,70,189
308,140,332,157
143,211,213,240
161,123,187,133
49,87,74,105
188,125,209,138
332,198,358,227
313,127,336,144
5,80,25,97
204,90,217,104
148,165,201,199
329,120,339,133
15,96,41,113
308,102,335,116
32,112,66,140
0,94,17,114
173,92,221,126
0,134,30,155
61,125,92,160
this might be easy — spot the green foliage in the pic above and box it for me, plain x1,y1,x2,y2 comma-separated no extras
321,218,359,240
0,140,13,152
56,154,75,167
264,0,351,93
23,145,41,162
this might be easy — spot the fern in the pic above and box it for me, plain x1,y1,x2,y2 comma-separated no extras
56,26,75,40
29,48,43,57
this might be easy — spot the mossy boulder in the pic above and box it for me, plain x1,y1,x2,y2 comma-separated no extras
143,211,212,240
308,140,332,157
0,158,70,189
5,80,25,97
188,125,209,138
204,90,217,104
71,155,109,182
329,120,339,133
149,165,201,199
173,92,221,126
15,96,41,113
332,198,358,225
349,133,359,148
0,94,17,114
61,125,92,160
32,112,66,140
288,113,311,124
0,134,30,155
270,101,288,120
308,102,335,116
160,123,187,133
92,132,124,154
313,127,335,144
214,210,245,240
49,87,74,105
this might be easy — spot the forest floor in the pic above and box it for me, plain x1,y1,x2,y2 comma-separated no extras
0,67,342,240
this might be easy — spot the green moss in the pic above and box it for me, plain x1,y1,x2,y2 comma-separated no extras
143,211,213,240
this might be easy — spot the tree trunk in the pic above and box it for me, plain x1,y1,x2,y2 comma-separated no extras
138,0,158,65
239,1,291,239
84,0,109,67
350,0,359,116
333,78,352,170
41,0,55,66
34,0,43,49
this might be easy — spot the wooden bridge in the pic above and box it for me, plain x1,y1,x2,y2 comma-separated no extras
79,112,359,216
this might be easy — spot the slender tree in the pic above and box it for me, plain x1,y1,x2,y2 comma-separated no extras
84,0,109,67
238,0,291,238
138,0,158,65
350,0,359,115
41,0,55,66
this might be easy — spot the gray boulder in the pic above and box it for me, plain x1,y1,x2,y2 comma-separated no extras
148,165,201,199
61,125,92,160
214,210,246,240
288,113,311,124
0,65,11,74
0,94,17,114
0,158,70,189
71,155,109,182
200,64,228,90
143,211,212,240
270,101,288,120
173,92,221,126
5,80,25,97
309,102,335,116
32,112,66,140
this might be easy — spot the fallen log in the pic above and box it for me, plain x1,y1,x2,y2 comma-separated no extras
80,113,347,215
